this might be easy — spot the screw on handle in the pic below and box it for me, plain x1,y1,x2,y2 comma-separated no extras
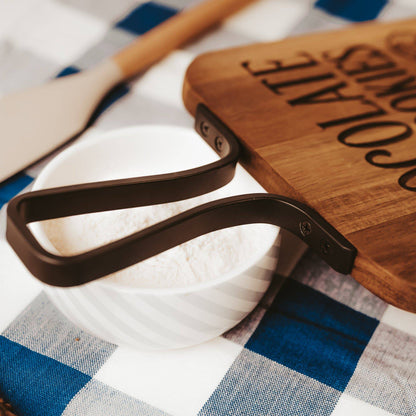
299,221,312,237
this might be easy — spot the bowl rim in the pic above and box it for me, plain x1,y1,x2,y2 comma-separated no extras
31,125,280,296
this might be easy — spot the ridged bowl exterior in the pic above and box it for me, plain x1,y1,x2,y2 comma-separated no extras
32,126,281,350
43,244,279,350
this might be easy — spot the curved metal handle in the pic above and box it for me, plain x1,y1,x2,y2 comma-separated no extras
6,105,356,287
7,192,356,287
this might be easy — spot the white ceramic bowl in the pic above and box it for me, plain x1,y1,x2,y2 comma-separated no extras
30,126,280,350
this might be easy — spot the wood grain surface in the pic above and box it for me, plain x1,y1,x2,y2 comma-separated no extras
0,397,18,416
183,18,416,311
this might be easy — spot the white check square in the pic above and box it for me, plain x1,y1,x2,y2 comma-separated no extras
0,240,42,333
0,0,41,40
95,337,242,416
8,0,108,65
132,49,195,109
224,0,311,41
332,394,395,416
381,305,416,338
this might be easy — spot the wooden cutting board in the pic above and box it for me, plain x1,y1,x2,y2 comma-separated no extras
183,18,416,312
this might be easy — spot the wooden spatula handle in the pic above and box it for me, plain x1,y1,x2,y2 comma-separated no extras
112,0,255,79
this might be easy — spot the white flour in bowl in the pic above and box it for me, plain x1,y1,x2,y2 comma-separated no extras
41,188,278,289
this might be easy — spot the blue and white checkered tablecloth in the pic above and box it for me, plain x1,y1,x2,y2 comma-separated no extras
1,0,416,415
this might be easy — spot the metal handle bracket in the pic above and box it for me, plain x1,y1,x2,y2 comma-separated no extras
6,105,357,287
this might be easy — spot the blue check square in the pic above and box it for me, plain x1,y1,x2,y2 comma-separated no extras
116,2,177,35
0,336,91,416
0,173,32,209
246,278,379,391
315,0,388,21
